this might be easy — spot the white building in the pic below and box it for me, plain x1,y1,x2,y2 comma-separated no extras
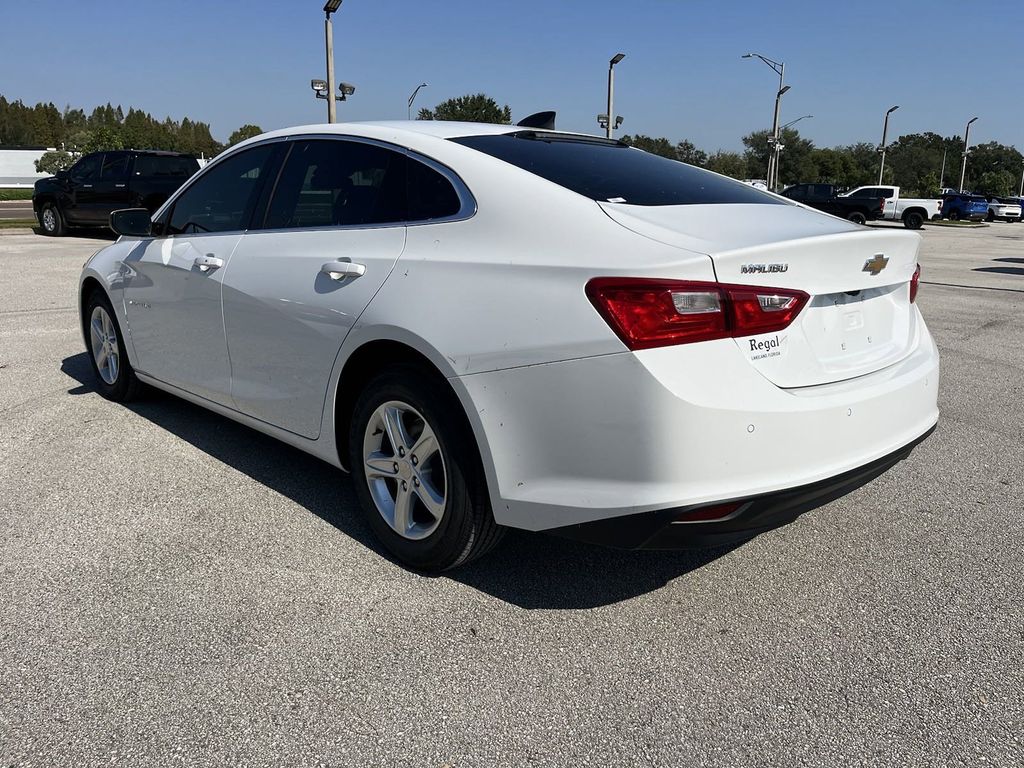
0,147,55,188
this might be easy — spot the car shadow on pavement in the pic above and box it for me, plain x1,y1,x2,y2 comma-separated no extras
61,352,740,610
29,226,117,241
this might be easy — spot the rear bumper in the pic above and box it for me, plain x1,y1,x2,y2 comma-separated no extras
456,310,940,532
550,424,934,549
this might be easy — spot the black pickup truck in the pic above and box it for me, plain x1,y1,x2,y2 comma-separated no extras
780,183,885,224
33,150,199,236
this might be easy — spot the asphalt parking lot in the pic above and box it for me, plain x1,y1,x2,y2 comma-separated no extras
1,223,1021,767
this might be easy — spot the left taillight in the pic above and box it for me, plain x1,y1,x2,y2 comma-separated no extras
585,278,809,351
910,263,921,303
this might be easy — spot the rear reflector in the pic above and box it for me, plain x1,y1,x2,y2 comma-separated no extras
674,502,743,523
586,278,809,350
910,264,921,303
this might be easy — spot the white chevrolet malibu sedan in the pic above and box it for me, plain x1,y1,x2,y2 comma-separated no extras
80,121,939,570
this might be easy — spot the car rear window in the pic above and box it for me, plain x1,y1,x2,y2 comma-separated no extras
450,131,786,207
134,155,200,178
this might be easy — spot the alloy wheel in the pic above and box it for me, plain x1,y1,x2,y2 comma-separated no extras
362,400,447,540
89,305,120,385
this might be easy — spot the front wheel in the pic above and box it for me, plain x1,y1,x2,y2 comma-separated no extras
903,211,924,230
348,364,504,571
39,202,65,236
84,291,141,402
847,211,867,225
949,209,961,221
986,210,995,222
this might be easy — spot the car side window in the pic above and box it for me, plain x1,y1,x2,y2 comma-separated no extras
70,154,102,182
100,152,129,180
167,145,275,235
407,157,461,221
135,155,198,179
264,139,407,230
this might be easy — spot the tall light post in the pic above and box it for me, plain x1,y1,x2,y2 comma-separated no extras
775,114,812,189
939,148,947,190
604,53,626,139
743,52,785,188
877,105,900,184
323,0,343,123
407,82,428,120
768,85,790,190
958,116,978,192
1019,159,1024,197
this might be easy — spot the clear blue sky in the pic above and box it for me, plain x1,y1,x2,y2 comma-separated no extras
2,0,1021,152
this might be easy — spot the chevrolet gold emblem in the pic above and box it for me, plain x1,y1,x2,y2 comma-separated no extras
862,254,889,276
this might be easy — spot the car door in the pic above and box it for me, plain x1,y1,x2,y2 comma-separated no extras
120,143,280,405
220,137,415,439
91,152,133,222
64,153,103,224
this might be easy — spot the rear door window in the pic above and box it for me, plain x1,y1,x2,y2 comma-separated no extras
263,139,407,229
451,132,786,206
134,155,199,179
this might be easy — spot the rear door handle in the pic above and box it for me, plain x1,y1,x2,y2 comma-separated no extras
115,183,126,188
321,261,366,280
194,255,224,272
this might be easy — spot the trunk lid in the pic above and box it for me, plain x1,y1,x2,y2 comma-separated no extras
600,202,921,388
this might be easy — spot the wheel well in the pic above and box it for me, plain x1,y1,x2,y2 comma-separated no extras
334,340,459,470
79,277,105,336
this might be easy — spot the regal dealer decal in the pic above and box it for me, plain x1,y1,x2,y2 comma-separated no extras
747,334,787,361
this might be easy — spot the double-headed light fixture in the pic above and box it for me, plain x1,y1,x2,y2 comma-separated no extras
313,0,355,123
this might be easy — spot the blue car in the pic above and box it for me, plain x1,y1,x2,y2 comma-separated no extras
941,193,989,221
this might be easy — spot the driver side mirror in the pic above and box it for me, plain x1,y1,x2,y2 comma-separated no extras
110,208,153,238
55,169,69,182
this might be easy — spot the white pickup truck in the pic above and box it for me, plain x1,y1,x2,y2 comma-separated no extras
840,185,942,230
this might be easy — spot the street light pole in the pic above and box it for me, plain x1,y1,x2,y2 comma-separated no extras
606,53,625,139
1019,160,1024,197
878,105,899,185
958,116,978,192
323,1,343,123
939,148,947,190
742,53,785,189
407,82,428,120
769,85,790,190
776,115,812,189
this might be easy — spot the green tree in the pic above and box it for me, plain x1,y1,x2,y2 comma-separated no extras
620,134,678,159
228,124,263,145
418,93,512,124
704,150,747,179
743,128,815,188
34,151,73,174
675,140,707,167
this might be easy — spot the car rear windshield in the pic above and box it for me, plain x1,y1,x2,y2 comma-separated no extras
450,131,786,207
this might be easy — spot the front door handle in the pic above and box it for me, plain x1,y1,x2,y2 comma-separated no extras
321,261,366,280
115,183,126,188
194,255,224,272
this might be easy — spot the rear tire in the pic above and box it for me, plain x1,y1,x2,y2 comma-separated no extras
903,211,924,230
949,209,961,221
847,211,867,225
348,364,504,571
39,202,65,236
84,290,141,402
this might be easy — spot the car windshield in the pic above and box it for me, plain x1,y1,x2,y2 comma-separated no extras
450,131,788,207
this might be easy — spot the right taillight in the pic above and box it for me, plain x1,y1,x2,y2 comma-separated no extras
910,263,921,303
586,278,809,350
